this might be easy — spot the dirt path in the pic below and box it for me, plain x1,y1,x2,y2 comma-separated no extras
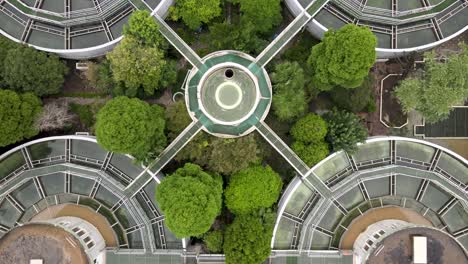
340,207,433,249
0,224,88,264
32,204,117,247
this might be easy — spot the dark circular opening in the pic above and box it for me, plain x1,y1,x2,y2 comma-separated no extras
225,69,234,78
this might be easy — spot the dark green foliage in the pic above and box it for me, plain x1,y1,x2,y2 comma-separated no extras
291,114,328,143
292,141,329,167
95,97,166,159
207,21,268,54
3,45,68,96
225,165,282,214
165,100,192,140
325,110,368,153
170,0,221,30
330,75,375,113
156,163,223,238
308,24,376,90
224,212,275,264
0,36,19,86
271,62,308,121
0,90,42,147
175,133,264,175
204,230,224,253
395,45,468,123
87,60,114,94
230,0,282,34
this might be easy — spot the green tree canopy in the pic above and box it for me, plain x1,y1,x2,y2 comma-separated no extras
325,110,368,153
308,24,376,90
123,10,166,47
230,0,282,34
0,36,19,86
271,62,308,121
0,90,42,147
204,230,224,253
95,96,166,159
156,163,223,238
291,114,328,143
395,47,468,123
330,75,375,113
207,21,268,54
225,165,282,214
224,212,275,264
292,140,329,167
170,0,221,30
3,45,68,96
107,37,169,96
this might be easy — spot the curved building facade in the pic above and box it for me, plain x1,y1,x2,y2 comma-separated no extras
285,0,468,58
0,0,173,59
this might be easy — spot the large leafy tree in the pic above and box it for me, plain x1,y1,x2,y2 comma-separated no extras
308,24,376,90
225,165,282,214
0,90,42,147
271,62,308,121
290,114,328,143
203,230,224,253
230,0,282,34
224,212,275,264
95,96,166,159
165,100,192,140
123,10,165,47
395,47,468,123
3,45,68,96
170,0,221,30
0,36,19,87
330,75,375,113
156,163,223,238
325,110,368,153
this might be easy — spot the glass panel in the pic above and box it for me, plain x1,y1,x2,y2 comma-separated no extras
71,139,107,161
110,153,144,180
0,151,25,180
11,179,41,208
95,186,120,208
274,217,296,249
353,141,390,163
0,199,21,227
70,176,94,196
28,140,65,161
40,173,65,196
364,177,390,198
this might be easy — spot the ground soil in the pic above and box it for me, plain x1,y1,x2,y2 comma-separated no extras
0,224,88,264
32,204,118,247
340,207,433,250
381,75,407,127
367,227,468,264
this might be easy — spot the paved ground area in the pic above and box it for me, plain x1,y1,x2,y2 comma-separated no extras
367,227,468,264
340,207,433,249
0,223,88,264
32,204,117,247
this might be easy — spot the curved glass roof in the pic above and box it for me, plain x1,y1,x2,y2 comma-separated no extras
273,137,468,255
0,136,183,254
286,0,468,50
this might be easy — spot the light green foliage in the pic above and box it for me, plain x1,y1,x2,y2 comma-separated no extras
231,0,282,34
107,37,166,96
224,212,275,264
156,163,223,238
170,0,221,30
271,62,308,121
330,75,375,113
123,10,165,47
95,97,166,159
291,114,328,143
204,230,224,253
225,165,282,214
292,140,329,167
308,24,376,90
325,110,368,153
0,90,42,147
207,21,268,54
165,100,192,140
3,45,68,96
395,46,468,123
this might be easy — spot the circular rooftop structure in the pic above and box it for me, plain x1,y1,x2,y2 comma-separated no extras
286,0,468,58
185,51,272,137
0,0,172,59
273,137,468,262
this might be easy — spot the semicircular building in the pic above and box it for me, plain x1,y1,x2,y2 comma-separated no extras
285,0,468,58
0,0,173,59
